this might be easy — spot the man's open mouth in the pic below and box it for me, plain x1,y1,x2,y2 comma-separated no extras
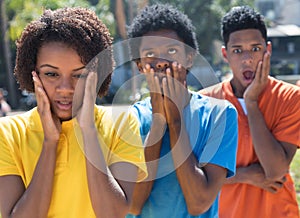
243,71,255,81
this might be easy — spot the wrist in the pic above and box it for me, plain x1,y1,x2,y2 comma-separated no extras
152,114,166,129
236,167,250,183
81,125,97,137
43,137,59,149
244,99,259,110
166,114,183,130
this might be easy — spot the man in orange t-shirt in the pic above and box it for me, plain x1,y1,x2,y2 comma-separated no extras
200,6,300,218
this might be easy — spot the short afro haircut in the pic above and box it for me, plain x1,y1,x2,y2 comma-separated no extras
127,3,199,59
221,5,267,48
14,7,113,97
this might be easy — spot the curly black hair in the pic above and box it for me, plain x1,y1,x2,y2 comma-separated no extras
127,3,199,60
221,5,267,48
14,7,113,97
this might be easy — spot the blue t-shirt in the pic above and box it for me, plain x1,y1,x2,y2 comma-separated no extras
127,92,238,218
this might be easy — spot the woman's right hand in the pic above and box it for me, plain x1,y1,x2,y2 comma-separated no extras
32,71,61,143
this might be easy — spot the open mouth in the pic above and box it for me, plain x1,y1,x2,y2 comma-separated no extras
56,100,72,110
243,71,255,81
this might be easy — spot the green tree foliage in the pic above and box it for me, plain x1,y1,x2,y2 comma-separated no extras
5,0,114,42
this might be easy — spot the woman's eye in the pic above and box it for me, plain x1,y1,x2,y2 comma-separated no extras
74,73,88,79
44,72,58,77
168,48,177,54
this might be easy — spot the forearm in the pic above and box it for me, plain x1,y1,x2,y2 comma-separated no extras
168,123,222,215
82,127,129,218
129,181,153,215
86,161,129,218
224,165,256,185
10,141,57,218
224,163,287,194
246,101,289,179
129,117,164,215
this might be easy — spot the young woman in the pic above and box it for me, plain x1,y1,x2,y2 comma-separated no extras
0,7,146,218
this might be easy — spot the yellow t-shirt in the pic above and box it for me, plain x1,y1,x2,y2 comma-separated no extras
0,106,147,217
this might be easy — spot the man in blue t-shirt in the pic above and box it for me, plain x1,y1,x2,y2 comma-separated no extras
126,3,238,218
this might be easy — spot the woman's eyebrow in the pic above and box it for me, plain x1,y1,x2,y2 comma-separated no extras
38,65,85,71
39,64,58,69
73,66,86,72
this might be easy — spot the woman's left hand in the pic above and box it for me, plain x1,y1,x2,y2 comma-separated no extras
76,70,98,129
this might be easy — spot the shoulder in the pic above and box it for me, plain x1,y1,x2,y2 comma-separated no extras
0,108,41,145
0,108,39,131
94,105,110,118
131,98,152,117
198,82,228,99
268,76,300,99
132,97,151,109
191,91,236,113
94,104,140,129
189,92,237,126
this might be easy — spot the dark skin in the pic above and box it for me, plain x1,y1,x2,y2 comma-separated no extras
0,42,137,218
221,29,297,193
129,29,228,216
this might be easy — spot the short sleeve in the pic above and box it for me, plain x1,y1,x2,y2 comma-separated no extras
0,119,20,176
199,100,238,178
273,94,300,147
105,111,147,182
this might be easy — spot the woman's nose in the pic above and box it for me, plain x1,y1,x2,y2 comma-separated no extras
56,77,74,94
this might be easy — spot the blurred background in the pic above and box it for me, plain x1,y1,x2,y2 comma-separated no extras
0,0,300,110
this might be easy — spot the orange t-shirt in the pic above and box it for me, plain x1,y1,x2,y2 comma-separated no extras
200,76,300,218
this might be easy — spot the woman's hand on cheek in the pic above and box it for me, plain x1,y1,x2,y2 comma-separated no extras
76,71,97,129
32,71,61,143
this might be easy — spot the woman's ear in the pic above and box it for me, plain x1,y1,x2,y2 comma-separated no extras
221,46,228,63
